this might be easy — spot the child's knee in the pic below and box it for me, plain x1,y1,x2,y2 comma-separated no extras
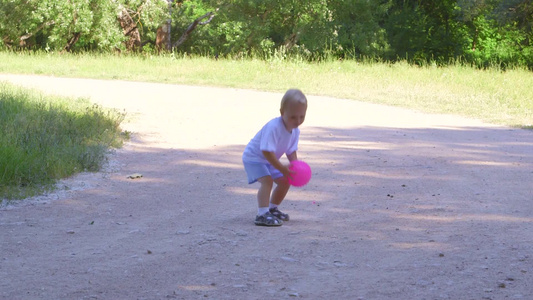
258,176,274,186
274,176,290,188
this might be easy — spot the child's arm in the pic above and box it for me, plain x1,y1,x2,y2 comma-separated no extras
262,151,292,178
286,151,298,162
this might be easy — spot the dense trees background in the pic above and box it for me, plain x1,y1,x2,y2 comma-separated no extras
1,0,532,68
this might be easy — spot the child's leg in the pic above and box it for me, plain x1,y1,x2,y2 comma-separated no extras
257,176,274,212
255,176,283,226
270,176,290,205
268,177,291,221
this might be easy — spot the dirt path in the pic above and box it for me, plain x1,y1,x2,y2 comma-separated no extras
1,74,532,300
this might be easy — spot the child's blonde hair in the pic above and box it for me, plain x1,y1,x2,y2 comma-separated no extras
280,89,307,111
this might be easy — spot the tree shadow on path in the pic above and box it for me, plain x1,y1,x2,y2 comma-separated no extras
2,119,533,298
17,124,526,299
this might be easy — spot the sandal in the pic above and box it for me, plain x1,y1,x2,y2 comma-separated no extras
255,212,283,226
269,207,290,221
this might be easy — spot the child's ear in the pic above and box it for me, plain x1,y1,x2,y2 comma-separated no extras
280,108,284,115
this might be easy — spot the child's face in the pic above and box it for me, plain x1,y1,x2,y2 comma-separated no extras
280,101,307,131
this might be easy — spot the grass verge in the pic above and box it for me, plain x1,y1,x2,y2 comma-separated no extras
0,51,531,128
0,82,127,202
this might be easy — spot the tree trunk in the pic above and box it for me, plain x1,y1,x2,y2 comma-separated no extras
156,26,170,52
117,7,141,51
284,33,299,50
63,32,81,52
166,0,173,50
472,27,478,51
156,0,173,52
172,11,216,49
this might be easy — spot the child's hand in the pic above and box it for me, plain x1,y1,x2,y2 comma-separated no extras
261,151,295,180
282,165,295,180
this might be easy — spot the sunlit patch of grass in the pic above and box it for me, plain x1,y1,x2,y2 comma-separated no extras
0,51,531,128
0,83,127,201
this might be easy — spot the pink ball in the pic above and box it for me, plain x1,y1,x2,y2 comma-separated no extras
288,160,312,187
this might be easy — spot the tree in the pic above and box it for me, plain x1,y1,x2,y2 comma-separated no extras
118,5,142,51
496,0,533,67
1,0,532,68
456,0,533,68
0,0,166,52
385,0,465,63
327,0,392,58
31,0,122,52
118,0,167,52
165,0,219,53
0,0,36,48
170,0,331,58
155,0,173,52
497,0,533,34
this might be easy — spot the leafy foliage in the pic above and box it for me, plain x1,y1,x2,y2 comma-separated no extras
0,0,532,68
327,0,392,58
0,0,166,51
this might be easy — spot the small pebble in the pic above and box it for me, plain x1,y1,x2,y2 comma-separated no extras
289,292,299,297
281,256,298,262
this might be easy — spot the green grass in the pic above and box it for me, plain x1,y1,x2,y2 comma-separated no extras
0,51,531,128
0,82,127,201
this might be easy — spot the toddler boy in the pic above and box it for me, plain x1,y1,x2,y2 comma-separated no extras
242,89,308,226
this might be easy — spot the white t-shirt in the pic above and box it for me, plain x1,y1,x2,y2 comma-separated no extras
242,117,300,164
